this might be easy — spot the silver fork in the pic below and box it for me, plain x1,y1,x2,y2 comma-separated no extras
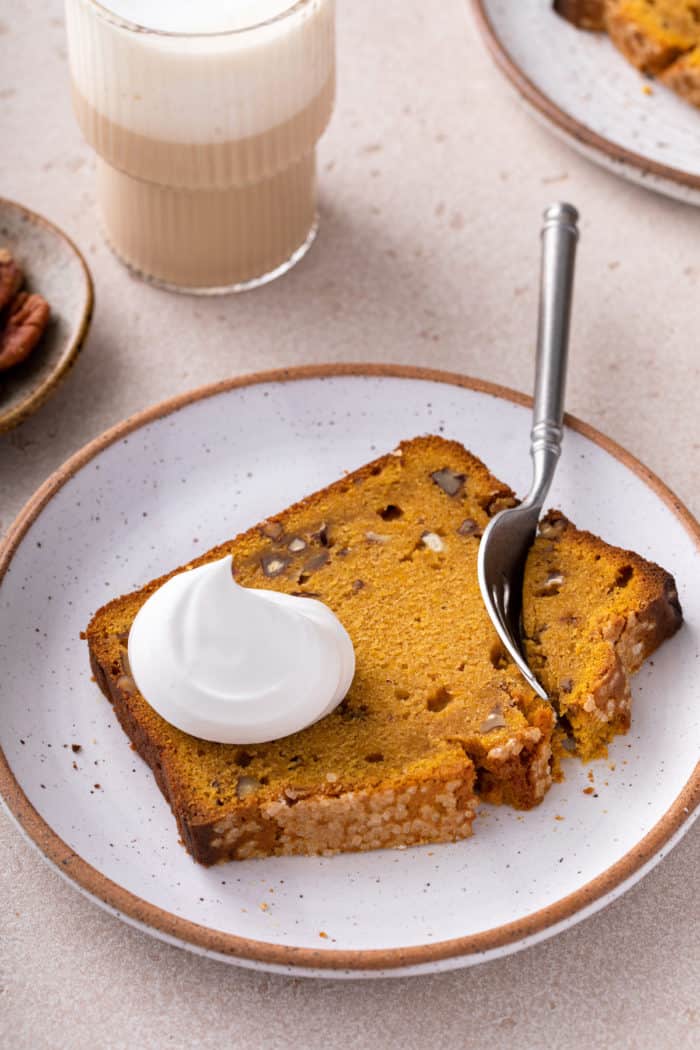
477,202,579,701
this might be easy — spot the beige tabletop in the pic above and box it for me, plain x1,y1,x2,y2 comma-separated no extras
1,1,699,1047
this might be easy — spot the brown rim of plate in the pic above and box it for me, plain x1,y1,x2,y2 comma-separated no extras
0,197,95,433
470,0,700,194
0,363,698,973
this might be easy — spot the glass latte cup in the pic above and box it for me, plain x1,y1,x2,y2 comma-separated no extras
64,0,336,292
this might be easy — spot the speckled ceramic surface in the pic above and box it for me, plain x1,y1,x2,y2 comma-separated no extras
0,198,93,432
0,369,698,978
474,1,700,205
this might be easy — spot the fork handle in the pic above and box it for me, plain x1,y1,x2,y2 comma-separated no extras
527,201,579,509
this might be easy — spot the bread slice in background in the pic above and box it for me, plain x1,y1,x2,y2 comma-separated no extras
555,0,700,106
605,0,700,75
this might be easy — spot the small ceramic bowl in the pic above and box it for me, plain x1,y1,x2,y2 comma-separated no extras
0,198,94,432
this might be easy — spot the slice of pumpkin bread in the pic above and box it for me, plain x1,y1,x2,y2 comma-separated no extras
86,437,681,864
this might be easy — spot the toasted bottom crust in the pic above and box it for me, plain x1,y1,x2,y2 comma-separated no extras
90,646,478,864
198,773,477,863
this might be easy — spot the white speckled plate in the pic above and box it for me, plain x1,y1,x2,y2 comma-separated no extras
0,366,698,978
473,1,700,205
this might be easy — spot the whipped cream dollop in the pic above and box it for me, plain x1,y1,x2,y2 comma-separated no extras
128,555,355,744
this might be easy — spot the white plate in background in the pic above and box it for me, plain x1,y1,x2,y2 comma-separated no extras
473,0,700,205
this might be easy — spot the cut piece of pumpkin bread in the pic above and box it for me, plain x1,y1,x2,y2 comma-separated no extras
524,511,681,760
86,437,681,864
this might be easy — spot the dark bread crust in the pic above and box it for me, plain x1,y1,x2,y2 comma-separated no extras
554,0,607,30
89,644,202,858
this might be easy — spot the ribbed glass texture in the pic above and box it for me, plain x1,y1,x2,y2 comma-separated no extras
64,0,335,290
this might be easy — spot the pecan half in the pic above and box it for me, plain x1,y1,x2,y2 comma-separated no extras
0,249,23,311
0,291,50,372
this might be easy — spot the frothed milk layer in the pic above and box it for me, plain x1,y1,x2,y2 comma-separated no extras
65,0,335,142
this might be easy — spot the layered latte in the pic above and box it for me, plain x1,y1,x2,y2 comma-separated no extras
65,0,335,290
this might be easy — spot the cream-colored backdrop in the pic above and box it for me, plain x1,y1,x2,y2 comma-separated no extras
1,1,697,1047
